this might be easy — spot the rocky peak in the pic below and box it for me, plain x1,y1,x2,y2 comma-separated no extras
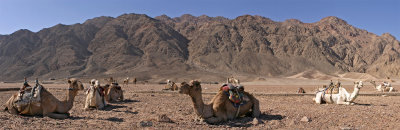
155,14,172,21
284,19,303,24
318,16,348,25
381,33,397,41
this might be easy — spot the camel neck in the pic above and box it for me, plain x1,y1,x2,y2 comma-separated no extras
349,86,360,102
190,92,204,117
57,90,77,113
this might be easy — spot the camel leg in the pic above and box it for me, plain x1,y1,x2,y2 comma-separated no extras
389,87,393,92
95,92,105,109
336,97,352,105
4,95,19,114
119,91,124,101
249,97,260,118
314,93,322,104
205,116,225,124
84,95,91,111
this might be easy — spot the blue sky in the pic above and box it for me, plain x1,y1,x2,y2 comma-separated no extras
0,0,399,39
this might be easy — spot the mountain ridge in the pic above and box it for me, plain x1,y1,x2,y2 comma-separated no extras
0,13,398,82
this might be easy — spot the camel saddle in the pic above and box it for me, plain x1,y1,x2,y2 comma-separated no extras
14,82,43,114
112,83,122,90
323,84,339,94
87,86,105,96
221,84,249,108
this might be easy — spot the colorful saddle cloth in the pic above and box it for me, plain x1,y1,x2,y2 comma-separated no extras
324,86,339,94
221,84,249,108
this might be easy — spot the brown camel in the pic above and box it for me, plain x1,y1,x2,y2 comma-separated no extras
297,87,306,93
133,78,137,85
3,78,84,119
104,77,114,85
179,80,260,124
105,82,124,102
163,80,179,91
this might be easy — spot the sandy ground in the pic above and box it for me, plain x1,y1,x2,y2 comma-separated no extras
1,78,400,129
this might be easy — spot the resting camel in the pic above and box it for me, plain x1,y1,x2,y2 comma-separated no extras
105,82,124,102
227,77,240,85
314,81,364,105
104,77,114,85
179,80,260,124
84,79,106,110
297,87,306,93
369,81,394,92
163,80,178,91
3,78,84,119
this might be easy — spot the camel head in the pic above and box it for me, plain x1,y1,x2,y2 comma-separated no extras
354,81,364,89
68,78,84,91
94,80,100,87
179,80,201,95
90,79,96,86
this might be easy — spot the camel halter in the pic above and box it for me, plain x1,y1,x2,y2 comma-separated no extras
235,90,241,118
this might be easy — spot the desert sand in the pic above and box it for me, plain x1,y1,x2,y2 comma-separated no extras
1,76,399,129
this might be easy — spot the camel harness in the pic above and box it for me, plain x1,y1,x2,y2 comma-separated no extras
15,79,43,114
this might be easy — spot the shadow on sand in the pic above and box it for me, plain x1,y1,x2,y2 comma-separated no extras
212,113,284,127
355,103,372,106
103,104,127,111
102,117,124,122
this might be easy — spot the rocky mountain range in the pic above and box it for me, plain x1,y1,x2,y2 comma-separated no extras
0,13,399,82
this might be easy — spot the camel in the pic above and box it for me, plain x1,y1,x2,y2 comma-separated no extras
314,81,364,105
369,81,394,92
104,77,114,85
297,87,306,93
3,78,84,119
179,80,260,124
133,78,137,85
163,80,178,91
227,77,240,85
84,79,106,110
105,81,124,103
123,77,129,87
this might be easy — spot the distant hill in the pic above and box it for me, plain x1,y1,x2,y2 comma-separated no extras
0,13,399,82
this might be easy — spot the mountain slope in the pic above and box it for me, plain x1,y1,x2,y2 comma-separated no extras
0,13,398,81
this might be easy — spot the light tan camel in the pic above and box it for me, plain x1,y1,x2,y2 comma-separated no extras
84,79,106,110
227,77,240,85
105,82,124,102
314,81,363,105
163,80,178,91
369,81,394,92
3,78,84,119
123,77,129,87
179,80,260,124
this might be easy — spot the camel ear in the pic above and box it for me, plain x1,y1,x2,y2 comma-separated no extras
68,79,72,84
